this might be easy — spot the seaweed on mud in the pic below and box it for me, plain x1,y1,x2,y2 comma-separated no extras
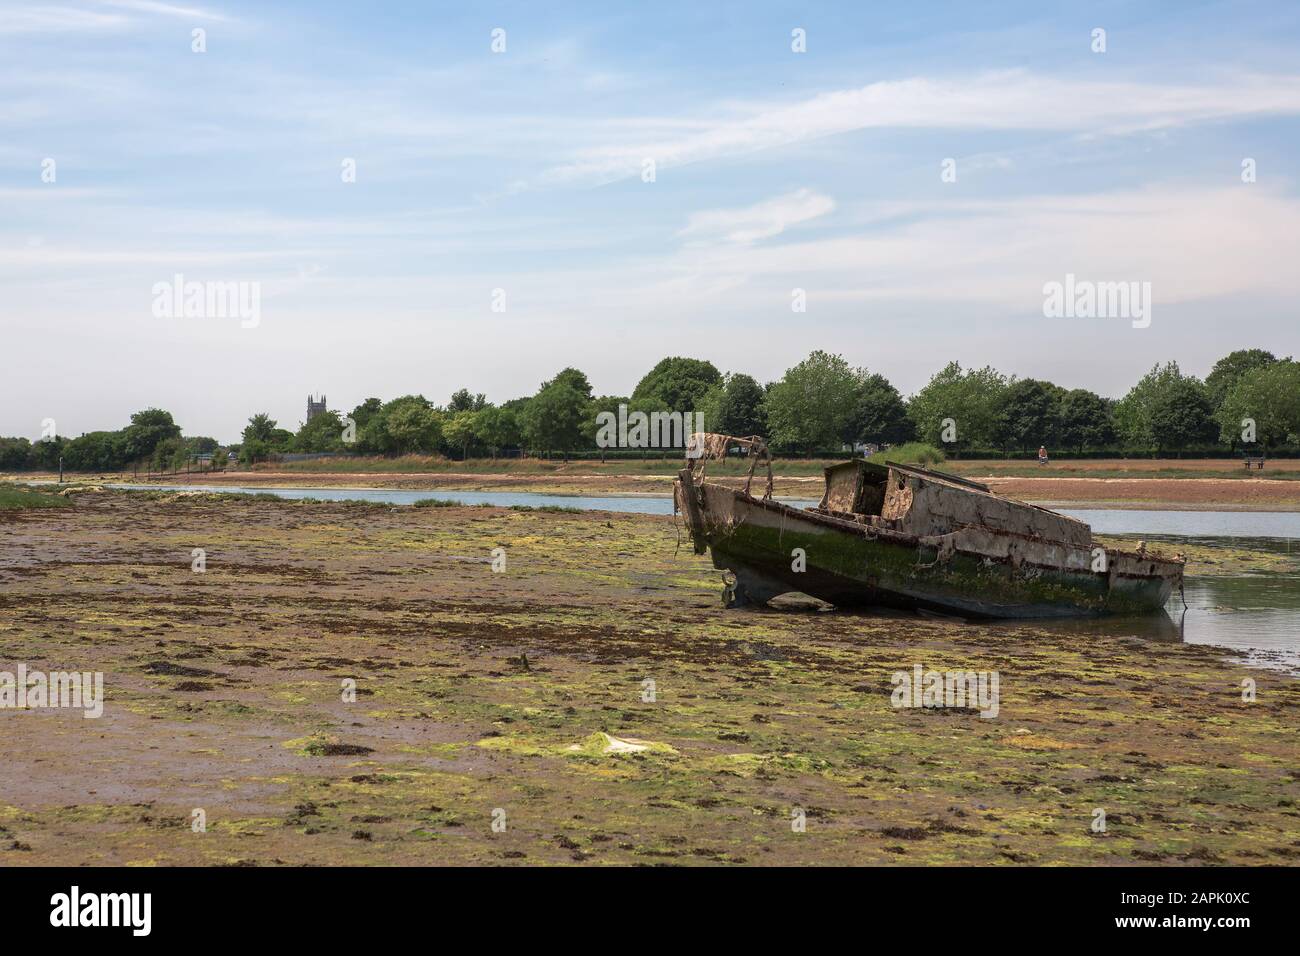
141,661,219,678
1,492,1296,866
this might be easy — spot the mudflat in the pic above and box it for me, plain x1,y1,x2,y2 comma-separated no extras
0,490,1296,865
979,476,1300,511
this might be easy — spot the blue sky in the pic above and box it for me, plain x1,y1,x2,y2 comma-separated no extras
3,0,1299,442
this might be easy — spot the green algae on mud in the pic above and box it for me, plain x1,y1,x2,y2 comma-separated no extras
0,491,1296,866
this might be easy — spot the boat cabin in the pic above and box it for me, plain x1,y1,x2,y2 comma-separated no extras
816,459,1092,548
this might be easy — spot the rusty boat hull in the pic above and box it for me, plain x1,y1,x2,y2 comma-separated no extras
675,459,1183,619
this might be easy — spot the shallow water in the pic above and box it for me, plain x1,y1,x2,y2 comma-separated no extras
103,483,698,514
1031,567,1300,674
95,482,1300,674
1173,569,1300,673
1063,509,1300,539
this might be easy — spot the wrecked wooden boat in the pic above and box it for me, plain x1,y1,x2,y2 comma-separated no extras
675,434,1183,619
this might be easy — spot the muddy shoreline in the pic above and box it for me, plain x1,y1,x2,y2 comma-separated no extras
0,491,1296,865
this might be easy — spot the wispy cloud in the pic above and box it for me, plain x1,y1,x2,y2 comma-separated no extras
545,70,1300,183
0,0,228,34
662,186,1300,309
3,4,1299,439
97,0,228,20
678,189,836,244
0,5,129,34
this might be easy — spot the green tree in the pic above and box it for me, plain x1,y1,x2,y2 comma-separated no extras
520,378,589,457
992,379,1060,454
293,410,347,453
906,362,1010,451
1217,359,1300,449
239,440,268,464
0,437,33,470
582,395,630,450
186,436,219,454
349,398,383,431
242,413,279,444
474,405,521,458
764,351,862,453
350,396,443,454
28,435,65,471
1148,378,1217,455
442,410,480,459
1205,349,1277,409
448,389,487,413
150,435,187,472
63,431,127,471
846,373,914,446
631,357,721,412
701,373,767,437
540,368,593,399
1113,362,1210,451
123,408,181,462
1055,389,1115,452
240,411,295,463
382,399,443,454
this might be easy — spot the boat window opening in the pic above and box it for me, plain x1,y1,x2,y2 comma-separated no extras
859,474,887,517
819,460,890,517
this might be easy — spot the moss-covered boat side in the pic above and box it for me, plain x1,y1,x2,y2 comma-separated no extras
677,462,1182,618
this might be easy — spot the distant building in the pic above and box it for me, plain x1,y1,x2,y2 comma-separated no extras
306,394,327,422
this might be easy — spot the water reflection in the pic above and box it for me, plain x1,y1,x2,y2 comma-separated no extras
1018,571,1300,674
1173,573,1300,673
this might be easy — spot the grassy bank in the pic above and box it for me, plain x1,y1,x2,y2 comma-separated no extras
0,483,71,510
0,490,1294,865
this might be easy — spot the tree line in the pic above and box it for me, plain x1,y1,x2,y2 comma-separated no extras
0,409,217,473
3,348,1296,471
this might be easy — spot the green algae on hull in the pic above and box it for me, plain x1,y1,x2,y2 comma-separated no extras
681,472,1180,618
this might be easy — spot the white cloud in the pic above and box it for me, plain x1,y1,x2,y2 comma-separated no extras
0,0,228,34
0,5,128,34
662,186,1300,310
546,70,1300,183
97,0,227,20
678,189,836,244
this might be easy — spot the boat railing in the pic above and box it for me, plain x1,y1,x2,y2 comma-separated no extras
686,433,774,500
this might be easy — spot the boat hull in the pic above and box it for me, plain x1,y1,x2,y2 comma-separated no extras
678,478,1180,619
